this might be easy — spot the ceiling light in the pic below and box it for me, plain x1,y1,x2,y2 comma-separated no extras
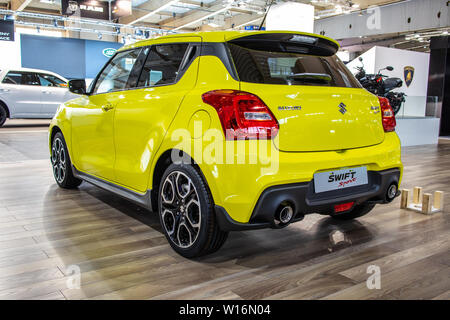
173,6,229,31
129,0,178,25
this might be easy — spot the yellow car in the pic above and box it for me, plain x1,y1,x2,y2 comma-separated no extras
49,31,402,258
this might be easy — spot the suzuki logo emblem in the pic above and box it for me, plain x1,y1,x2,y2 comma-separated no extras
338,103,347,114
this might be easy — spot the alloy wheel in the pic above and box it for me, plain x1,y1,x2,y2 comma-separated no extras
51,137,66,184
160,171,201,248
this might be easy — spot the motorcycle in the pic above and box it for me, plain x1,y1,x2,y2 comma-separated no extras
354,57,406,115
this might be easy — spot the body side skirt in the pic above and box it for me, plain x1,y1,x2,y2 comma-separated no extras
71,165,153,211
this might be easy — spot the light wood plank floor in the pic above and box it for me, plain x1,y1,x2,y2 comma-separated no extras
0,122,448,300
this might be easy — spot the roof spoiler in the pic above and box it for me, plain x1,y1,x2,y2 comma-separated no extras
227,33,339,56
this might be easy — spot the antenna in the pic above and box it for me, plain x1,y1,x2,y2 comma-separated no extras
258,0,275,30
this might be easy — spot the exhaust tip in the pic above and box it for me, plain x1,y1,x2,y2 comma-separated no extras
273,203,295,228
386,183,398,202
279,206,294,224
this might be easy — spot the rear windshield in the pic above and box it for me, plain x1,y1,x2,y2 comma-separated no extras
228,43,361,88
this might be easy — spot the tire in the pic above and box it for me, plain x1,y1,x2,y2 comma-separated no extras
51,132,82,189
0,103,7,127
331,202,376,221
158,163,228,258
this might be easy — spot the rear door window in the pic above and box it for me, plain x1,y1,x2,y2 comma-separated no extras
137,43,189,87
228,43,361,88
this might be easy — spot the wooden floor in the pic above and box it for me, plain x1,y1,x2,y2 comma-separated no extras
0,120,448,300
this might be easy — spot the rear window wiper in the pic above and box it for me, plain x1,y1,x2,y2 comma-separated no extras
286,73,332,83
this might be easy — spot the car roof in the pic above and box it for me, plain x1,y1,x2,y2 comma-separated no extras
0,67,68,81
120,30,340,52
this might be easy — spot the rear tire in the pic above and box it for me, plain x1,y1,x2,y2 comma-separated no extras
331,202,375,220
158,163,228,258
0,104,8,127
51,132,82,189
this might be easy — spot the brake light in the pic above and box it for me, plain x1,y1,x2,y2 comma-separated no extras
202,90,279,140
378,97,396,132
334,202,355,213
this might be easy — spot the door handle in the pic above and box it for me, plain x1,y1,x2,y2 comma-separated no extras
42,91,52,94
0,88,10,93
101,103,115,112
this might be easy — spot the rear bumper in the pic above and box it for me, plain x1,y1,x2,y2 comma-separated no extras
216,168,401,231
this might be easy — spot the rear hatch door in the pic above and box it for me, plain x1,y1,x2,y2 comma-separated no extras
227,33,385,152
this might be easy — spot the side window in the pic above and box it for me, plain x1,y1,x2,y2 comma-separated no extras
37,74,67,87
137,43,189,87
93,48,142,94
2,71,39,86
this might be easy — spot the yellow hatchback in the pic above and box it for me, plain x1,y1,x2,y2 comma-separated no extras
49,31,402,257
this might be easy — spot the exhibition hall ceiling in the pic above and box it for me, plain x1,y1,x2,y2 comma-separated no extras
0,0,446,53
2,0,406,30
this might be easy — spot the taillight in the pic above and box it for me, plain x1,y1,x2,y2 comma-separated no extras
201,90,279,140
378,97,396,132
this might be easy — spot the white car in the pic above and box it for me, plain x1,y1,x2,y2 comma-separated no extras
0,68,79,127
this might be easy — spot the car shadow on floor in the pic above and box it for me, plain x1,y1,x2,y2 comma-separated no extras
43,182,376,271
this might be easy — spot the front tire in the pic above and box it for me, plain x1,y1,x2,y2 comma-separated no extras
51,132,82,189
0,104,8,127
158,163,228,258
331,202,375,220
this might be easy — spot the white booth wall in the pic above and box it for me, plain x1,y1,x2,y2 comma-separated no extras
347,46,430,117
266,2,314,33
347,46,439,146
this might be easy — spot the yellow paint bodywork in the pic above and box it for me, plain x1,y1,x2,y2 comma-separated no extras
49,31,403,224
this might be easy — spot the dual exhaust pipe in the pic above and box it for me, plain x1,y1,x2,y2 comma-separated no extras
271,182,399,228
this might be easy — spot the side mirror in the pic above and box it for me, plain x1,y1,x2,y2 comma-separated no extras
359,57,363,62
68,79,87,95
386,66,394,71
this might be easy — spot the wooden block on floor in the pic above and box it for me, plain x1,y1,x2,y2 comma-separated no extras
422,193,432,215
434,191,444,210
400,189,409,209
402,188,445,215
413,187,422,204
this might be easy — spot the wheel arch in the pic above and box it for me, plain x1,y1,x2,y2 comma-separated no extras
0,99,10,118
150,148,216,211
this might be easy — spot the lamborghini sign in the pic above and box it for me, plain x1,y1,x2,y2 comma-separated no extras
404,66,415,87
